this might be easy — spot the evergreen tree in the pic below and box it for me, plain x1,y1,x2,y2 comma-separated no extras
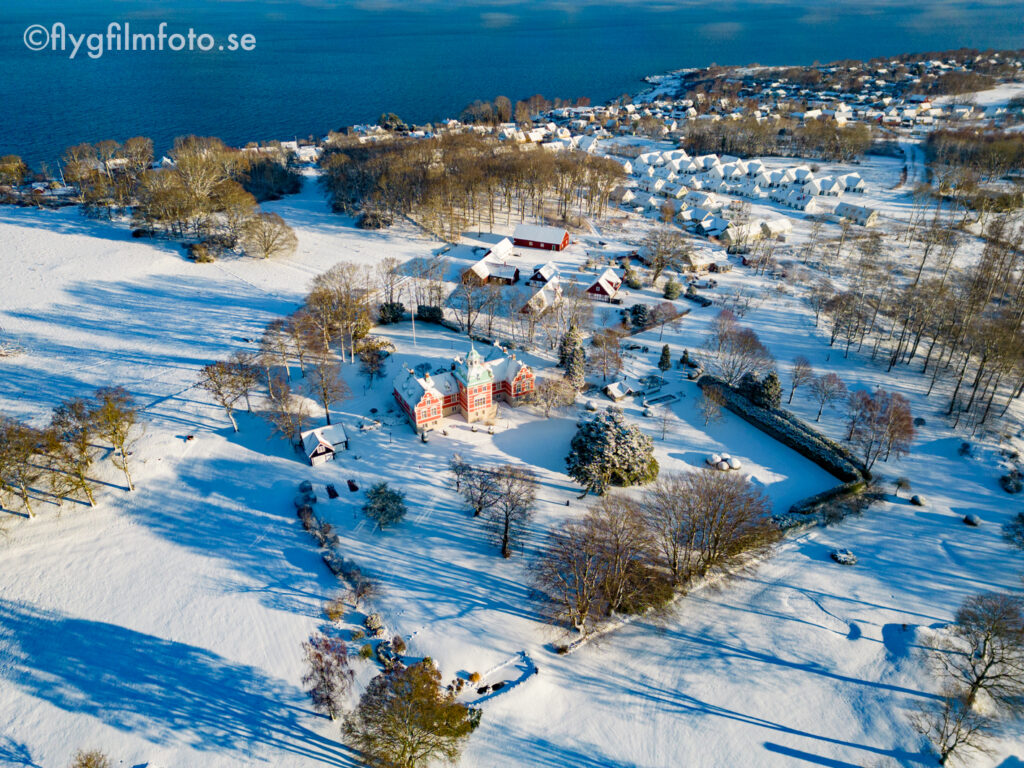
566,410,659,497
756,371,783,410
564,345,586,391
629,304,650,330
663,278,681,300
658,345,672,373
363,482,407,529
558,322,583,369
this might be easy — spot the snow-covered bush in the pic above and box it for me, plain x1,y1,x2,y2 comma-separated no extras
358,643,374,660
999,470,1023,494
364,613,384,633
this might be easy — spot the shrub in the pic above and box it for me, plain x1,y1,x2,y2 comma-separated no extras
359,643,374,660
186,242,215,263
351,629,365,642
391,635,407,655
364,613,384,632
624,267,642,290
468,671,481,683
378,301,405,325
416,305,445,324
663,278,682,300
324,597,345,622
357,210,393,229
1000,470,1023,494
71,752,111,768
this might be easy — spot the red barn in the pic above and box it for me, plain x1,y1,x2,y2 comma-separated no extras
513,223,569,251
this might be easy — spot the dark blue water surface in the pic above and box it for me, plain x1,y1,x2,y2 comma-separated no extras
1,0,1022,167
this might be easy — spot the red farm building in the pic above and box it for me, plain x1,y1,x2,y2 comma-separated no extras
512,223,570,251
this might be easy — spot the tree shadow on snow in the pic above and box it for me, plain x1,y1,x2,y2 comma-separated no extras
0,599,356,765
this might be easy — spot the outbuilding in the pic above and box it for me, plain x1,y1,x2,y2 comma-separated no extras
513,224,570,251
301,424,349,466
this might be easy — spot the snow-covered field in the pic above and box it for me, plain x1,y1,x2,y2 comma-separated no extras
1,167,1022,767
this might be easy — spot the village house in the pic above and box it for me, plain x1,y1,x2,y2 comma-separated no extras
462,237,520,285
392,345,535,432
528,262,559,286
300,423,349,466
835,201,879,227
586,268,622,302
512,223,570,251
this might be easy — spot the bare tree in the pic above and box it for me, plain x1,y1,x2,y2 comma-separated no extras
302,632,355,721
588,496,657,615
533,518,604,635
846,388,914,470
590,329,623,382
263,375,311,446
0,416,42,517
912,687,996,766
47,399,98,507
936,592,1024,714
809,372,847,422
242,212,298,259
457,465,500,518
93,386,141,491
698,387,725,427
788,355,815,404
198,360,245,431
641,227,692,285
307,355,350,425
528,377,576,417
704,310,774,386
484,465,537,558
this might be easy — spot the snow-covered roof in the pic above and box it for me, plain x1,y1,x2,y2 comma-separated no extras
513,223,569,246
300,423,348,456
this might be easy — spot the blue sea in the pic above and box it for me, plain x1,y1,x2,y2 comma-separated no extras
1,0,1022,167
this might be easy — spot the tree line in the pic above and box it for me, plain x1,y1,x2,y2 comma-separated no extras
804,204,1024,435
681,115,872,163
0,387,141,519
320,132,625,241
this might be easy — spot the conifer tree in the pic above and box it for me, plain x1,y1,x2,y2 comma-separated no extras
658,345,672,373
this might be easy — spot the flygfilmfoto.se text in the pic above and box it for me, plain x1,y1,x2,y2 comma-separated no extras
23,22,256,59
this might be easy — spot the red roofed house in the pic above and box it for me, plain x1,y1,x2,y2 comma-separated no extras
392,344,535,432
513,223,570,251
586,268,622,302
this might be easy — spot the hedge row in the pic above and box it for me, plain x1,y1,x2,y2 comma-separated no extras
787,480,867,515
697,374,868,483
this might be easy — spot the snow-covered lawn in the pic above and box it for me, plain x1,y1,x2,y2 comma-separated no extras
1,171,1022,767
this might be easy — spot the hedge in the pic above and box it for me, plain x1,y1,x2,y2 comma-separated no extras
696,374,869,485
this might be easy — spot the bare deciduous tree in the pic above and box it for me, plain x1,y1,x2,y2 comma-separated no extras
484,465,537,558
242,212,298,259
198,360,246,431
809,372,847,422
788,355,815,404
93,386,141,491
302,632,355,721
